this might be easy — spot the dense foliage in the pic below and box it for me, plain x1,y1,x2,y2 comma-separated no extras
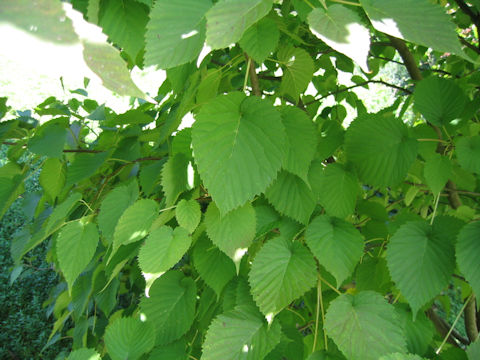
1,0,480,359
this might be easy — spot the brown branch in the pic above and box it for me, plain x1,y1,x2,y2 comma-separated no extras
465,295,479,343
245,53,261,96
387,35,423,81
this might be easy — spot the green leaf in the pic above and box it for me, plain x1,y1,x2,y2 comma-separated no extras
65,151,109,187
265,171,315,224
395,304,434,356
192,92,286,214
140,271,196,345
206,0,273,49
249,237,317,317
112,199,159,250
413,77,467,127
345,113,418,187
325,291,407,360
45,192,83,235
280,106,317,181
40,158,65,202
104,317,155,360
316,119,345,161
192,234,236,297
308,5,370,71
305,215,364,286
148,338,188,360
360,0,464,57
356,257,392,293
66,348,101,360
202,305,282,360
423,154,452,195
456,136,480,175
28,121,67,158
310,163,360,218
467,338,480,360
386,219,458,317
57,219,99,292
82,41,146,99
175,199,201,233
379,354,424,360
278,46,315,103
161,153,190,206
98,0,149,61
239,16,280,64
138,226,191,293
145,0,212,69
456,221,480,300
196,69,222,104
205,201,256,269
98,181,139,243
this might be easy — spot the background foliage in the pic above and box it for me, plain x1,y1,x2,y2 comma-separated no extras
1,0,480,359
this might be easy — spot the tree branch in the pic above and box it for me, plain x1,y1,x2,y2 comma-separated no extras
465,295,479,343
387,35,423,81
458,35,480,54
426,308,467,347
244,53,261,96
454,0,480,50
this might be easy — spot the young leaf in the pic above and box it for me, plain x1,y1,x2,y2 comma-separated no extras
56,219,99,292
249,237,317,317
138,226,191,293
112,199,158,250
413,77,467,127
104,317,155,360
280,106,317,182
140,271,196,345
278,46,315,103
202,305,282,360
239,16,280,64
175,199,201,233
192,92,286,214
205,201,256,269
145,0,211,69
456,221,480,300
265,170,316,224
386,218,459,317
345,113,418,187
308,5,370,72
360,0,464,57
192,235,236,298
97,181,139,243
206,0,273,49
325,291,407,360
305,215,364,287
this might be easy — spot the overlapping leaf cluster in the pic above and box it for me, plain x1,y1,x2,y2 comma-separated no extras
1,0,480,359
